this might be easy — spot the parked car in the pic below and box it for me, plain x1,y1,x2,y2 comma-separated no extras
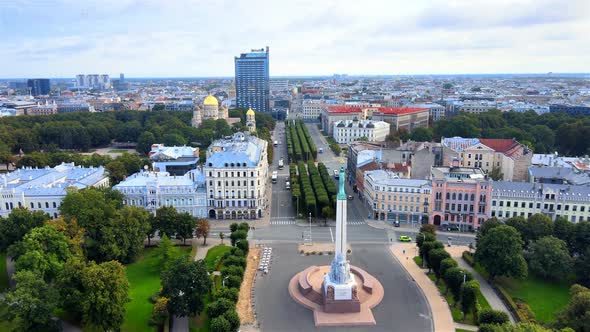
399,235,412,242
393,221,400,227
347,195,353,200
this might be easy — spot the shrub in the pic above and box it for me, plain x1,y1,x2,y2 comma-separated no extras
420,224,437,235
207,298,235,319
223,255,246,268
223,309,240,332
149,297,169,327
462,251,475,266
225,275,243,289
210,316,231,332
236,239,249,253
479,309,509,325
238,222,249,232
221,265,245,279
229,223,239,233
216,287,239,303
230,247,244,257
230,230,247,246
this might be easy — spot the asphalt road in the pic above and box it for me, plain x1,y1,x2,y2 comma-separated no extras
254,244,432,332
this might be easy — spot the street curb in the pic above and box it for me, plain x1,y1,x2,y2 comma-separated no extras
388,245,435,332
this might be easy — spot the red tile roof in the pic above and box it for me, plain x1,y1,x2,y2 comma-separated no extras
479,138,518,153
326,105,427,115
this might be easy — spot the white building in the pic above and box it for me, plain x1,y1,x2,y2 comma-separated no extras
113,169,207,218
204,132,269,220
0,163,109,218
491,181,590,223
408,103,446,122
333,119,390,144
149,144,200,176
302,100,327,120
460,101,497,114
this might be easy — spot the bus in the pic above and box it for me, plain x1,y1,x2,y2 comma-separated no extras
278,159,284,169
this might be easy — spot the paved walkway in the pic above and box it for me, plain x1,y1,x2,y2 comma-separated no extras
445,246,516,323
389,243,454,332
456,322,479,331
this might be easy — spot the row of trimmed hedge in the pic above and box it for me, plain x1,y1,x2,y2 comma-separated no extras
297,161,318,216
207,223,251,332
325,135,341,156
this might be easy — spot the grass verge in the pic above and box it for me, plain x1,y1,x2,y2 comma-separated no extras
204,245,232,271
122,246,190,332
496,276,569,323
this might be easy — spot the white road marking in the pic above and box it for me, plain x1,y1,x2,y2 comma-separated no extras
330,227,334,242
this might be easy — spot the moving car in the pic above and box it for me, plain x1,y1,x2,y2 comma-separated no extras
319,148,324,153
347,195,353,200
399,235,412,242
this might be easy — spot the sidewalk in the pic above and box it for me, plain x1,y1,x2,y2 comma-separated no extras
445,246,516,323
389,243,454,332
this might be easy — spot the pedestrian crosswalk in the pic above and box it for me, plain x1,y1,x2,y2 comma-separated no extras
270,220,296,225
347,221,365,225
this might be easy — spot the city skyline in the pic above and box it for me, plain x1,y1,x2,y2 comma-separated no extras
0,0,589,77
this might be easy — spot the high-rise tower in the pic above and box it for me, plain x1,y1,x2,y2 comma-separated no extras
234,47,269,113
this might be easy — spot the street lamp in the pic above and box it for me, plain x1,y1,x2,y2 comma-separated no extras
222,276,229,287
309,212,312,241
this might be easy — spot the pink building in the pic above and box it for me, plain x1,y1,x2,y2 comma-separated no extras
430,163,492,230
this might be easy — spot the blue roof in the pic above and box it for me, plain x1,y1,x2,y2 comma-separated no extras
206,133,265,168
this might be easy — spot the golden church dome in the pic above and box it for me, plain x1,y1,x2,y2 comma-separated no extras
203,95,219,106
246,108,255,116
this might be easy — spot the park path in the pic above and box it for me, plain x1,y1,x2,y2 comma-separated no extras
390,243,454,332
170,237,224,332
445,246,516,323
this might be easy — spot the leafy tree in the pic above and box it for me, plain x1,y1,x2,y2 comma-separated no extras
554,217,575,252
1,270,60,332
479,309,509,326
81,260,130,332
196,218,210,245
229,223,239,233
575,248,590,287
488,166,504,181
573,221,590,256
162,133,187,146
444,267,473,305
174,213,194,245
156,234,180,272
219,232,225,244
504,216,526,237
207,298,235,318
210,316,232,332
105,160,127,185
9,225,72,281
439,258,458,284
215,287,239,303
46,217,85,257
230,230,247,246
477,217,502,244
156,206,179,239
409,127,433,142
420,241,444,270
526,236,573,281
420,224,437,235
461,280,479,319
223,309,240,332
556,284,590,332
149,297,170,327
137,131,156,155
428,248,451,281
161,257,211,317
146,214,159,246
225,275,242,289
238,222,249,232
221,265,245,279
475,225,527,281
236,239,249,254
0,208,49,251
55,257,87,322
522,214,553,245
417,232,436,249
321,206,335,225
116,206,151,263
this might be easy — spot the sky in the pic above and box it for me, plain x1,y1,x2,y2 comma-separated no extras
0,0,589,78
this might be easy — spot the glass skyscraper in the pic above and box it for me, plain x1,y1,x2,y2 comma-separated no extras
27,79,50,96
234,47,269,113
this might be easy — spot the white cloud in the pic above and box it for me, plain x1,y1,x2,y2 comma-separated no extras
0,0,588,77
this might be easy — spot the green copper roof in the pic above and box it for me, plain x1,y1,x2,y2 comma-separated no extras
337,166,346,200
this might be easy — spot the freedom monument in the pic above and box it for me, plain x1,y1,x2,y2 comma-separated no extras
288,167,384,326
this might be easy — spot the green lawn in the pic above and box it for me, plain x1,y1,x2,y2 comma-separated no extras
0,252,8,291
204,244,232,272
122,246,190,332
456,329,472,332
497,276,569,323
